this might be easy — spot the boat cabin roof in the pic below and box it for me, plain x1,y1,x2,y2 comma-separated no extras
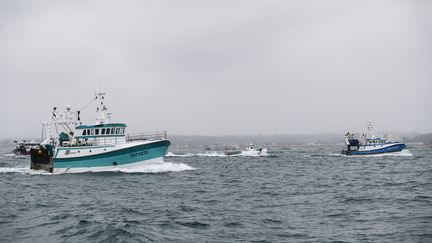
76,123,127,129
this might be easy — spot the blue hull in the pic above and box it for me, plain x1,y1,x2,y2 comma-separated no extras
53,140,170,169
344,143,406,155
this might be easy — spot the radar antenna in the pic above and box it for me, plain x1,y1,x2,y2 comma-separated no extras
367,120,373,132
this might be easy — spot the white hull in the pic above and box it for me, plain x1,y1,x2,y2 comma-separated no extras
240,148,268,156
54,140,158,159
53,157,164,174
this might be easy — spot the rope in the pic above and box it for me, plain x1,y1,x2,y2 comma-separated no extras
77,97,97,111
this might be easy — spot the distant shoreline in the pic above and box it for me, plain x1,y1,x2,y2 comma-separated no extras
167,133,432,147
3,133,431,147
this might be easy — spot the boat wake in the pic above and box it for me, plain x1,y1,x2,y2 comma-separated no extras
1,153,29,159
166,150,269,158
101,162,195,173
166,151,226,157
0,167,53,175
0,162,195,175
3,153,17,157
328,149,413,157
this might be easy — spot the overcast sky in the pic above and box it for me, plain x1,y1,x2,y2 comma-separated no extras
1,0,431,138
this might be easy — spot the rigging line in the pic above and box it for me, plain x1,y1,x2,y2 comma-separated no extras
41,124,44,142
77,97,97,111
61,117,73,132
59,123,72,134
54,123,59,136
64,123,72,133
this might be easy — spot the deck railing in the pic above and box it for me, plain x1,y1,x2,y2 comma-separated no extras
125,131,167,142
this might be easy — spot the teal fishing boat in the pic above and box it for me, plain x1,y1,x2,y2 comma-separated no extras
30,92,170,173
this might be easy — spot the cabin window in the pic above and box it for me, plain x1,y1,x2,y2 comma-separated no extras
116,128,120,134
121,128,125,134
87,129,90,135
101,128,105,135
106,129,110,135
91,129,94,135
95,129,99,135
111,128,115,134
82,130,86,135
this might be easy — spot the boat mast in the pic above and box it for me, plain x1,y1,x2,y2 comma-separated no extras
95,92,111,125
367,120,373,139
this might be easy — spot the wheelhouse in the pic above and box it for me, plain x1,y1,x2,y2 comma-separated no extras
366,138,386,145
59,123,128,147
76,123,127,138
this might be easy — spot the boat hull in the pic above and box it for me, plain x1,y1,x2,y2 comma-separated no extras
341,143,406,155
224,150,242,156
53,156,164,173
52,140,170,173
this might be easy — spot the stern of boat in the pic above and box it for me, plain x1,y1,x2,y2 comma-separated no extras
30,145,54,173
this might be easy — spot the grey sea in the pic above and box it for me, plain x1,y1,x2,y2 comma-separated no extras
0,141,431,242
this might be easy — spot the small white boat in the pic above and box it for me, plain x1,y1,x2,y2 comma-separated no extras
341,121,406,156
224,144,265,156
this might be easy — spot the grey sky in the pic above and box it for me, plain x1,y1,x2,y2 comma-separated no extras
1,0,431,137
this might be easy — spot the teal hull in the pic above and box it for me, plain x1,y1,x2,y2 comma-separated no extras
53,140,170,169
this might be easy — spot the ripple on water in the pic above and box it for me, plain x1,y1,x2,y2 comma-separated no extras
176,220,211,229
0,146,430,242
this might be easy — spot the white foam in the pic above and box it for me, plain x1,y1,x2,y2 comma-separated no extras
0,162,195,175
166,150,269,157
166,151,227,157
197,151,227,157
0,167,52,175
165,152,199,157
260,148,269,156
328,153,344,157
329,149,413,157
99,162,195,173
363,149,413,157
3,153,17,157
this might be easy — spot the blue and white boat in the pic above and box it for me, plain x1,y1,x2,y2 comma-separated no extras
341,121,406,155
30,92,170,173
